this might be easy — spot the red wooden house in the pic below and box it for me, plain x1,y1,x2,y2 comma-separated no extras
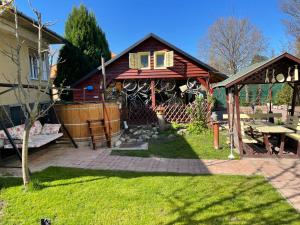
72,33,226,123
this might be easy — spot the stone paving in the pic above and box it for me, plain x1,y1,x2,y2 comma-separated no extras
1,146,300,212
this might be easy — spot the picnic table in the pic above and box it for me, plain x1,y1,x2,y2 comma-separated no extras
251,124,294,155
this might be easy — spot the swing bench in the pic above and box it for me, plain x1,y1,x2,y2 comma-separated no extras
0,121,63,149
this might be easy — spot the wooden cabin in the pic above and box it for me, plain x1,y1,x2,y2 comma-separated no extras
72,33,226,124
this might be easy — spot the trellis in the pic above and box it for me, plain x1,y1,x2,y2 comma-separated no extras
126,101,208,124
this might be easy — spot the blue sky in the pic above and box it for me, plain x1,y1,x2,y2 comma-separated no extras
17,0,291,60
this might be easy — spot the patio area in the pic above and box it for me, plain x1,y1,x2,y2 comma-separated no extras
1,146,300,212
215,53,300,158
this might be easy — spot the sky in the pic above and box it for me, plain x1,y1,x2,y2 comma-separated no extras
17,0,292,61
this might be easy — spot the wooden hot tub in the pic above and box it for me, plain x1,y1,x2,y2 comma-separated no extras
55,103,121,143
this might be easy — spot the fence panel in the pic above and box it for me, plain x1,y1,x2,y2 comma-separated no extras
126,101,208,125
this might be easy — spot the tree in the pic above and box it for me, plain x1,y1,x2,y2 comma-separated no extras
0,1,63,189
201,17,267,74
201,17,267,104
281,0,300,56
275,84,293,105
55,4,111,99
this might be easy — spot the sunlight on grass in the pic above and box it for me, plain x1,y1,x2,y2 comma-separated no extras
112,131,237,159
0,167,299,225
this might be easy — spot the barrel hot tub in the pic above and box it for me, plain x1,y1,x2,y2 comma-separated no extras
55,103,121,145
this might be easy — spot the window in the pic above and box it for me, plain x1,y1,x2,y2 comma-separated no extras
42,54,49,81
29,49,49,81
154,51,166,69
137,52,150,69
154,51,174,69
29,50,38,80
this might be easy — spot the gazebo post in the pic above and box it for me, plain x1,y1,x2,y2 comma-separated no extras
151,80,156,108
225,88,229,114
291,84,297,116
234,85,243,156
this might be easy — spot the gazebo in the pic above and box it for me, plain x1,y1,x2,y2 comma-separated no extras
214,52,300,158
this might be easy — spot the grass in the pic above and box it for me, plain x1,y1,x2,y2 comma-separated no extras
0,167,299,225
111,131,237,159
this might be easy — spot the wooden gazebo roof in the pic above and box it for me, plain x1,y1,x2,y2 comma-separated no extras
213,52,300,88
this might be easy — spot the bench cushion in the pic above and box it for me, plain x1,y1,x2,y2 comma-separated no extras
41,124,61,135
3,133,63,149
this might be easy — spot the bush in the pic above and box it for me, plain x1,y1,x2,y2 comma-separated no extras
171,123,187,130
187,121,208,134
187,96,208,134
275,84,293,106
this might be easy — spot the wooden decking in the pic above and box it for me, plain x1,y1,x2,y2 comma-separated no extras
243,142,299,158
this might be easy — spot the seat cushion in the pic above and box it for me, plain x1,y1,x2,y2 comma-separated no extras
30,121,43,136
4,133,63,149
41,124,61,135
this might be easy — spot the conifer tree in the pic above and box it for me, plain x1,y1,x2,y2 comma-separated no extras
55,4,111,99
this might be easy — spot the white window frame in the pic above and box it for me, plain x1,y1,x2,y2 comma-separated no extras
137,52,150,70
154,51,167,69
29,49,49,81
42,54,49,81
29,51,38,80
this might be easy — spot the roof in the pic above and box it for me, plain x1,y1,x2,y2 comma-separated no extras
1,9,65,44
72,33,227,87
213,52,300,89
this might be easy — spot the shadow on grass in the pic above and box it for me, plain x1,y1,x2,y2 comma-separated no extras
0,166,299,224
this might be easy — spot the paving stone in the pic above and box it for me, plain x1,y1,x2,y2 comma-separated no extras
1,146,300,212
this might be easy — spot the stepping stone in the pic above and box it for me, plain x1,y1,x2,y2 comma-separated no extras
112,142,148,151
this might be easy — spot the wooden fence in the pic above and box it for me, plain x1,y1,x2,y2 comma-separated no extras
126,101,208,124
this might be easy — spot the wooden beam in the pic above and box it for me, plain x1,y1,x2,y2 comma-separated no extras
234,85,244,156
151,80,156,108
196,77,209,90
238,84,245,92
225,88,229,114
291,84,298,116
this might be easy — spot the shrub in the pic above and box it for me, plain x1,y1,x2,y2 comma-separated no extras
171,122,187,130
187,96,208,134
275,84,293,106
187,121,208,134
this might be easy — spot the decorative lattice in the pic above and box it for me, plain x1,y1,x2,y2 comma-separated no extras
126,101,208,125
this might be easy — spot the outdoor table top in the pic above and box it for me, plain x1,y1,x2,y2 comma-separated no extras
246,121,274,128
254,125,294,134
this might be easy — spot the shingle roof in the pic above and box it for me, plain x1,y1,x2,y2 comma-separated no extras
1,9,65,44
213,52,300,88
72,33,227,87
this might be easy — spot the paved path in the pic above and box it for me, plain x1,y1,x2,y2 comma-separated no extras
1,146,300,212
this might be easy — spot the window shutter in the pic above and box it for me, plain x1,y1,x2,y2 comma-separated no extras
166,51,174,67
129,53,138,69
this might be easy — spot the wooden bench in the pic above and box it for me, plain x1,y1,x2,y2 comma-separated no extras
223,113,282,120
284,116,300,156
222,118,257,144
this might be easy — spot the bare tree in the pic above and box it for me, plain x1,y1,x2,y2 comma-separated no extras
281,0,300,56
202,17,267,74
0,0,63,189
281,0,300,38
200,17,267,103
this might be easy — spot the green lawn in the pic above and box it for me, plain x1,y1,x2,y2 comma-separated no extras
112,131,237,159
0,167,299,225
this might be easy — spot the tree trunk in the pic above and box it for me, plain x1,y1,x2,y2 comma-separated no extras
22,122,31,189
245,85,249,104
